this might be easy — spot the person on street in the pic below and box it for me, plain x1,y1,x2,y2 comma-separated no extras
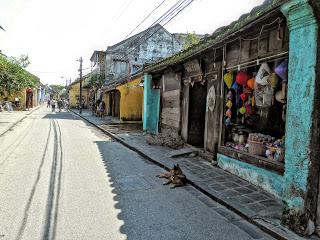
57,99,63,112
51,99,56,112
98,100,106,118
47,99,50,108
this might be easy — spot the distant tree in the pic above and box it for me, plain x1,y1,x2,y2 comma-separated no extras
183,32,201,49
0,54,38,97
48,84,65,98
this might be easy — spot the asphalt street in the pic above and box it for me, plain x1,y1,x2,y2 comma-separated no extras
0,107,274,240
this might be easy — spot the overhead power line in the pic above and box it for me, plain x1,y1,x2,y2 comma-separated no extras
124,0,168,40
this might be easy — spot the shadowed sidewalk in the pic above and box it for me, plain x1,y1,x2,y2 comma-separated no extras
72,109,305,240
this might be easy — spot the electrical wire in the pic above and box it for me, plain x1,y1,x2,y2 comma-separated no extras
105,0,194,82
124,0,168,40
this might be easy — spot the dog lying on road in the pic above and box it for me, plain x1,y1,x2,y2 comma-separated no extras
156,164,187,188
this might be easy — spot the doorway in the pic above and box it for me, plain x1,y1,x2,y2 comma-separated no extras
110,90,120,118
187,82,207,147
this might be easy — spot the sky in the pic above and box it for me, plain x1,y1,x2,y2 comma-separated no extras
0,0,264,85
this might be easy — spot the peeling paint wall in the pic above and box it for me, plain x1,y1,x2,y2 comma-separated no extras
116,77,143,122
218,154,284,198
280,0,318,210
143,74,160,134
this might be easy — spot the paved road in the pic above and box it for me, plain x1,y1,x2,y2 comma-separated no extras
0,108,274,240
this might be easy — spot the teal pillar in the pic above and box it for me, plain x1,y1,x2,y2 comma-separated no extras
143,73,160,134
281,0,318,210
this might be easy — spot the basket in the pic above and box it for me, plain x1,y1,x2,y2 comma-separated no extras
247,139,266,156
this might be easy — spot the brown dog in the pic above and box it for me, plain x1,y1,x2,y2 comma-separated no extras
157,164,187,188
156,164,182,179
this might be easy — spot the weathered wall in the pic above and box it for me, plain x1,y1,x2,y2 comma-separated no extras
218,154,284,198
143,74,160,134
161,71,181,130
204,61,222,154
116,77,143,122
69,82,89,108
280,0,318,211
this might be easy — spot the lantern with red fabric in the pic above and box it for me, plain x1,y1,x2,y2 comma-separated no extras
236,71,250,86
240,93,248,102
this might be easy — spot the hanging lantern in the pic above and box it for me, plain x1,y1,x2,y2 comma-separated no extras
246,105,252,115
240,93,248,102
275,59,288,81
236,71,250,86
223,72,233,89
225,118,232,126
231,81,239,91
227,91,233,100
226,109,232,118
239,106,246,114
226,100,233,109
247,78,255,89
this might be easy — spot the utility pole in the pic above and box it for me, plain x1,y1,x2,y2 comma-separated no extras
79,57,83,114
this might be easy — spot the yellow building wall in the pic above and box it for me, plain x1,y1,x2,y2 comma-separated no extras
116,76,143,122
69,82,88,108
0,88,38,110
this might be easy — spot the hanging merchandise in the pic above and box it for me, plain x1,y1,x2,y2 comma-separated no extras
236,71,250,86
239,106,246,114
225,117,232,126
275,59,288,81
256,63,271,85
240,93,248,102
268,73,279,88
226,100,233,109
226,109,232,118
247,78,255,89
231,81,239,91
275,90,285,103
224,72,233,89
227,91,233,100
246,105,252,115
255,83,273,107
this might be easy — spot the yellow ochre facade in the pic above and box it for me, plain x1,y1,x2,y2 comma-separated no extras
116,75,143,122
68,81,89,108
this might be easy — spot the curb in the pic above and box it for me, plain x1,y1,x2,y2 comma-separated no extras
0,106,40,137
71,110,298,240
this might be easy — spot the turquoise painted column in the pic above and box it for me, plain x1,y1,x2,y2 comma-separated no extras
281,0,318,210
143,73,160,134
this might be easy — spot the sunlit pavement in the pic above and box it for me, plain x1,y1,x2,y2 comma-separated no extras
0,107,274,240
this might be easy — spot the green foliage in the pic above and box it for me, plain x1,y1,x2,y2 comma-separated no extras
89,73,105,88
48,84,65,98
183,32,200,50
0,54,38,97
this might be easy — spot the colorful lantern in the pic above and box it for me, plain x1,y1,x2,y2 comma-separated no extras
239,106,246,114
225,118,232,126
226,109,232,118
275,59,288,81
231,81,239,91
223,72,233,89
226,100,233,109
240,93,247,102
247,78,255,89
236,71,250,86
246,105,252,114
227,91,233,100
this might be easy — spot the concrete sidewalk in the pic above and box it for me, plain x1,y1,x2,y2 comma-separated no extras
73,109,305,240
0,106,40,136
